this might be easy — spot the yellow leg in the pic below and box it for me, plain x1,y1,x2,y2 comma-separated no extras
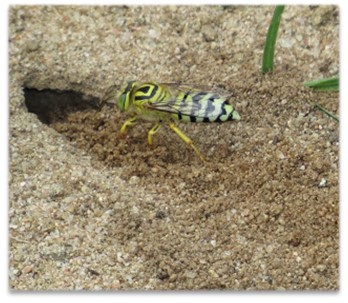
147,123,162,145
118,117,137,139
168,122,206,162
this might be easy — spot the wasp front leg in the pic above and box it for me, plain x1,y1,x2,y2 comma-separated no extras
118,117,138,139
167,122,206,162
147,123,162,145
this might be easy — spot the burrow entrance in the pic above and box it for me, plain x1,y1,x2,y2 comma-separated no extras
24,88,100,124
23,88,190,170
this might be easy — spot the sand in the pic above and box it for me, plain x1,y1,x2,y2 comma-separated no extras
9,5,339,290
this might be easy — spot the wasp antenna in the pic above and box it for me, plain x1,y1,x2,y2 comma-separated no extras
98,100,116,111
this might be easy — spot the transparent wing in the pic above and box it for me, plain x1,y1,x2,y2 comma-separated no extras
159,82,235,98
146,83,233,118
159,82,212,93
146,95,204,117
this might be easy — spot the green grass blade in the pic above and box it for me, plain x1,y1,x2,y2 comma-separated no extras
304,77,339,91
262,5,285,74
314,103,339,122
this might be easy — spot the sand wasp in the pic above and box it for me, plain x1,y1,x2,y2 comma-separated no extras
103,81,240,161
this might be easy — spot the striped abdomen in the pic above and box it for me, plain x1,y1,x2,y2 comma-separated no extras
173,91,241,123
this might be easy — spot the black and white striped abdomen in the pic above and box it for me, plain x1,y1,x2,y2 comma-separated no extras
174,91,241,123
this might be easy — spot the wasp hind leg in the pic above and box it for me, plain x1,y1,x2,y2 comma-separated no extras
147,123,162,145
118,116,138,139
167,122,206,162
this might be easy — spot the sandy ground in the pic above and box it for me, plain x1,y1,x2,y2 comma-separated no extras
9,5,339,290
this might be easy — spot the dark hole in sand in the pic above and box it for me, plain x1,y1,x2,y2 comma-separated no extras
24,88,100,124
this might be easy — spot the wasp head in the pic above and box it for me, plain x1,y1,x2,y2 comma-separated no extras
117,81,137,112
